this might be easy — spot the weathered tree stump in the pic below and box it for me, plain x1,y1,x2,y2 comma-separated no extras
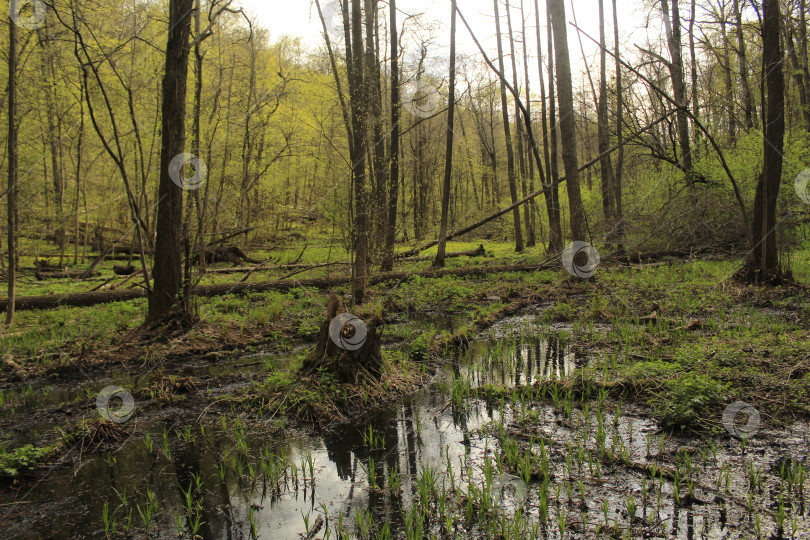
301,294,383,383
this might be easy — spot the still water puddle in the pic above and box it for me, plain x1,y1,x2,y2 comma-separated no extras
2,316,809,539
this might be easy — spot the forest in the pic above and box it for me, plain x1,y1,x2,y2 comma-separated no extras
1,0,810,537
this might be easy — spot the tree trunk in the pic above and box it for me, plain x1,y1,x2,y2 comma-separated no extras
612,0,625,252
720,9,736,142
548,0,586,240
147,0,194,323
661,0,694,182
598,0,616,245
382,0,400,271
742,0,784,281
732,0,754,130
348,0,369,304
6,14,17,325
800,0,810,129
536,0,563,252
688,0,699,127
494,0,524,252
301,295,383,384
520,0,538,247
506,1,534,247
434,0,457,268
364,0,386,255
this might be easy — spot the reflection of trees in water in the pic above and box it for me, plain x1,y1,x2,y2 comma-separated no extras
169,419,219,539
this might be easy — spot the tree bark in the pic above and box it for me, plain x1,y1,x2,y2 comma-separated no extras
148,0,194,323
548,0,586,240
433,0,457,268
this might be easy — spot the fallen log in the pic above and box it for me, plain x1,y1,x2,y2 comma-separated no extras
205,261,350,274
398,244,486,262
0,262,556,312
35,270,101,280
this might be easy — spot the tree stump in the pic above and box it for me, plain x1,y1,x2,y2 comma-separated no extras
301,294,383,384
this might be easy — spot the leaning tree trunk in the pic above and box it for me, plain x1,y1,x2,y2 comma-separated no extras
742,0,784,282
148,0,194,323
301,294,383,383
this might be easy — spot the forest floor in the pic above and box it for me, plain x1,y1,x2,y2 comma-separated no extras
1,241,810,538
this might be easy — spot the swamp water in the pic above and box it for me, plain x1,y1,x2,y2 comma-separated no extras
1,315,809,539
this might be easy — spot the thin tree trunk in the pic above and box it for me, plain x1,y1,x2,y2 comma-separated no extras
536,0,563,252
661,0,694,182
348,0,369,304
612,0,625,252
364,0,386,255
597,0,615,245
787,24,810,131
433,0,456,268
801,0,810,129
382,0,400,271
733,0,754,130
689,0,699,127
74,75,84,265
720,10,737,141
548,0,586,240
520,0,537,247
506,1,534,247
494,0,524,252
6,14,16,325
148,0,194,323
